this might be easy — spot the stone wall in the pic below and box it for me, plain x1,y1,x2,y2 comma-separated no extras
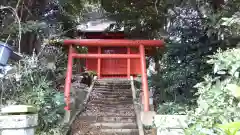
154,115,188,135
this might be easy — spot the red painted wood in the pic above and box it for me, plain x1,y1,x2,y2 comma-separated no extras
63,39,164,47
127,47,130,78
72,53,140,58
97,46,101,78
140,44,149,111
64,46,74,111
85,47,141,77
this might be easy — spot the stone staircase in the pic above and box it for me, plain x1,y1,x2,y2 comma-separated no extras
70,79,139,135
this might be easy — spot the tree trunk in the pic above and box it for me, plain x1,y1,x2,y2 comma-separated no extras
20,32,41,54
17,0,48,55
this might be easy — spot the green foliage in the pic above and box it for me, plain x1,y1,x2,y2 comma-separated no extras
157,102,190,115
147,0,240,109
5,21,48,36
217,122,240,135
85,70,97,78
207,49,240,77
17,71,65,132
100,0,169,36
1,55,65,134
21,21,47,34
186,48,240,135
58,0,101,21
149,39,215,105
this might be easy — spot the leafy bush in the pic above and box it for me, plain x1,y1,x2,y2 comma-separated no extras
157,102,191,115
0,53,66,134
186,48,240,135
217,122,240,135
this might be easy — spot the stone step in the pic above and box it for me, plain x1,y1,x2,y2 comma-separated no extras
95,80,130,83
94,83,130,86
94,83,131,86
89,96,133,101
85,106,134,112
92,90,133,95
84,108,135,116
89,93,133,99
82,110,136,117
91,122,138,129
100,129,139,134
72,129,139,135
76,116,136,123
88,99,133,105
94,86,131,89
93,88,132,91
86,104,134,109
71,122,137,129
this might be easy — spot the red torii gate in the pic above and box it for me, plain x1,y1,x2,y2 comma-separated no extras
63,39,164,112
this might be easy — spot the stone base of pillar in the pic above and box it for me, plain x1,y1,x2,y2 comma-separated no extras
140,111,156,126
